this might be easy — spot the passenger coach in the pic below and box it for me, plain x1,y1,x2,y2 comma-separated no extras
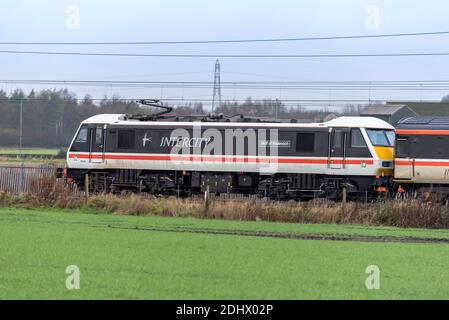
395,117,449,191
65,112,395,200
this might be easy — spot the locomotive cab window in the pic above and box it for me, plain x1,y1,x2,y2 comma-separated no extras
70,125,89,152
118,129,135,149
75,126,88,143
95,126,103,145
296,133,315,153
332,130,343,148
350,129,366,148
366,129,395,147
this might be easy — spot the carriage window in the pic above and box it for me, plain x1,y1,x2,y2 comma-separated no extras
74,126,88,143
396,138,409,157
296,133,315,152
118,130,135,149
351,129,366,147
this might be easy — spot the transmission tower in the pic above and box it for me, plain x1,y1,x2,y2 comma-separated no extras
212,59,221,112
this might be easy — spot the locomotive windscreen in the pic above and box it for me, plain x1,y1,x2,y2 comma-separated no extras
366,129,395,147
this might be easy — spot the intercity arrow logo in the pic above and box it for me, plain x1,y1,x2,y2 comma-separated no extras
142,132,152,147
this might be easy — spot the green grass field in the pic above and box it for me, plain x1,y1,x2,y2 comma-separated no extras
1,207,449,299
0,148,59,156
0,147,64,165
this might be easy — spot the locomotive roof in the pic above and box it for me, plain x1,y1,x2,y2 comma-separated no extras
397,116,449,129
82,114,394,130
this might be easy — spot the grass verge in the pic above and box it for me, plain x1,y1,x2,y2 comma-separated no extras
3,188,449,229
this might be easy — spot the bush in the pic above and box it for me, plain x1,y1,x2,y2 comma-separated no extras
4,175,449,229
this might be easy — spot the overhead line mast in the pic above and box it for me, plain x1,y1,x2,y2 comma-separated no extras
212,59,222,113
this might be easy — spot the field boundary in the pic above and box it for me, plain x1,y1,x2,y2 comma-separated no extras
7,211,449,244
105,224,449,244
0,165,60,194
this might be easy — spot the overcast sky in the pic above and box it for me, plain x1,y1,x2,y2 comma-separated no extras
1,0,449,108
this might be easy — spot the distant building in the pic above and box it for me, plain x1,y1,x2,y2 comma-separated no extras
388,101,449,116
360,104,417,125
322,113,338,122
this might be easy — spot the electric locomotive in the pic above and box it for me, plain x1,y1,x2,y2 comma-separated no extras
65,100,395,200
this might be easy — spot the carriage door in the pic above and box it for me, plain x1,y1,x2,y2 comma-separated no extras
88,125,106,163
396,137,413,179
328,128,348,170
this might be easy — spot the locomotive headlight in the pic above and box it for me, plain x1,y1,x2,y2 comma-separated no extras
382,161,393,168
